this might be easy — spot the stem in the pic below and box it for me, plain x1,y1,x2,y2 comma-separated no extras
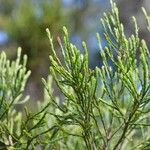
113,103,139,150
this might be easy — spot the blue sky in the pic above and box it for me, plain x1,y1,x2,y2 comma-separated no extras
0,31,8,45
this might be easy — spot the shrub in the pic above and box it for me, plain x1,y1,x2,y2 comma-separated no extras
0,1,150,149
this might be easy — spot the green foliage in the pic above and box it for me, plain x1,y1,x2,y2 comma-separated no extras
0,50,56,149
0,48,31,149
0,47,30,119
0,1,150,150
44,1,150,149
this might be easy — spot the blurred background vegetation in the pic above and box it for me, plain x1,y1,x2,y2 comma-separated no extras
0,0,149,101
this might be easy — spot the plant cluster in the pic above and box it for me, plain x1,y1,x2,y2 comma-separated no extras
0,1,150,150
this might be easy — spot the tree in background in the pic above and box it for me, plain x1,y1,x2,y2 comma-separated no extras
6,0,63,59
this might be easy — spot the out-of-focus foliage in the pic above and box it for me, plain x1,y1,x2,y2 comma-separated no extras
0,0,66,100
2,0,63,65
